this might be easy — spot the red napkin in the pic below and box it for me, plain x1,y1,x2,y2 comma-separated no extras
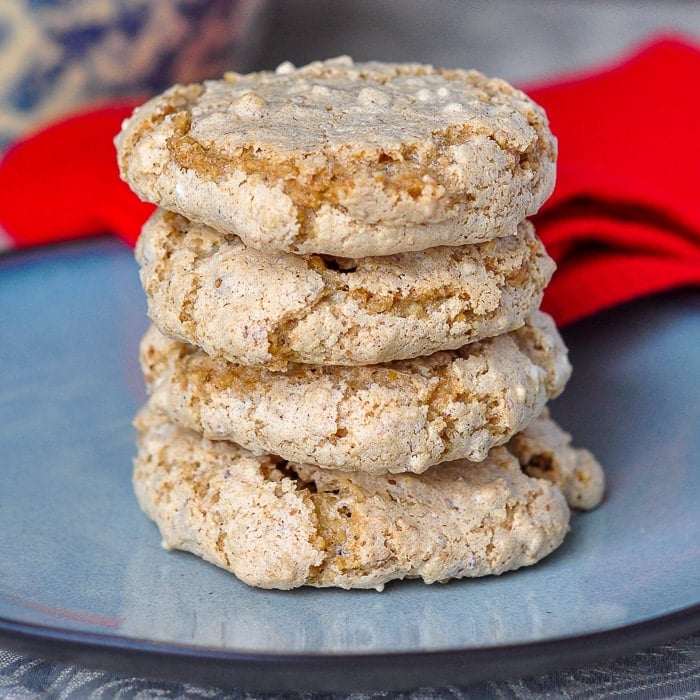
0,101,154,250
1,35,699,327
527,34,700,325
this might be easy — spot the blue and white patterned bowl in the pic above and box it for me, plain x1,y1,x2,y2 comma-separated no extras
0,0,269,150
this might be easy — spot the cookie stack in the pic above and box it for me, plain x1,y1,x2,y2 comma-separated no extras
116,57,604,590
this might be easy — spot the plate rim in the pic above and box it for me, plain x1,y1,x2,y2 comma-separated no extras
2,604,699,692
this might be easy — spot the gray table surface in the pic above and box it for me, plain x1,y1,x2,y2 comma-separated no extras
2,2,700,697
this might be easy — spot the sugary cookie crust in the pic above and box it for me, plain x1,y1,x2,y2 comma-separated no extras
116,56,557,256
140,312,571,473
133,407,570,590
508,408,605,510
136,210,555,367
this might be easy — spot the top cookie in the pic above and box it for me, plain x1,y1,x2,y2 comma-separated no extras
116,56,557,257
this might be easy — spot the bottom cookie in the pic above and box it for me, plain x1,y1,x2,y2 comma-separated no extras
132,408,589,591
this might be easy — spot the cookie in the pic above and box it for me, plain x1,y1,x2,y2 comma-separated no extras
136,210,555,367
133,407,570,590
508,408,605,510
116,56,557,257
140,311,571,474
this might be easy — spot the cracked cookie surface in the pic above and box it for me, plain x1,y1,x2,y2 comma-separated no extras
133,407,570,590
136,210,555,367
116,56,557,257
140,312,571,474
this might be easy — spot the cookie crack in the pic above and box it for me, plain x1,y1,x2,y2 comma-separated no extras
263,464,398,582
265,289,335,366
177,274,202,337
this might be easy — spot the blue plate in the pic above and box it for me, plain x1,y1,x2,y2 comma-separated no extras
0,239,698,692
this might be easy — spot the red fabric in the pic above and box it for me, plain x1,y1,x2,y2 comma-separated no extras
527,34,700,324
1,35,699,327
0,101,154,249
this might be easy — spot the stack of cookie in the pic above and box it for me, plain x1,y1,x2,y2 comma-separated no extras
116,57,604,590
